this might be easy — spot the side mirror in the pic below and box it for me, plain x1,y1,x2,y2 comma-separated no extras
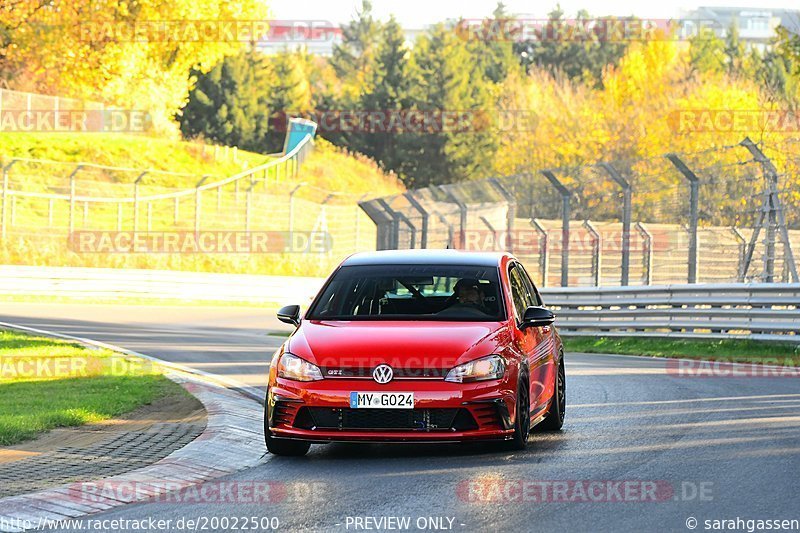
521,306,555,329
277,304,301,327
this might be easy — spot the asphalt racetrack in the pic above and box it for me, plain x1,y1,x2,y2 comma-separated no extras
2,303,799,532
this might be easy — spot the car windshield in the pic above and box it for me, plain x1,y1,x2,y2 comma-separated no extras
307,264,505,321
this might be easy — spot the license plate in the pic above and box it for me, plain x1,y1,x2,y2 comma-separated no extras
350,392,414,409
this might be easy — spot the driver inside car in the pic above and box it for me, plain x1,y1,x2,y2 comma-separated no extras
437,278,492,317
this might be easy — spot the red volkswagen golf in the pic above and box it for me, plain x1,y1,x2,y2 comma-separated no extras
264,250,565,456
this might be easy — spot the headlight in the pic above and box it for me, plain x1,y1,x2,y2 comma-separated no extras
444,354,506,383
277,353,323,381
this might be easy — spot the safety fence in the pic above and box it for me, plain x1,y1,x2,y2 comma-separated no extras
543,283,800,344
0,134,380,266
360,138,800,287
1,266,796,343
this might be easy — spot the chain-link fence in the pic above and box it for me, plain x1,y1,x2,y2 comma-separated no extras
360,137,800,287
0,136,379,269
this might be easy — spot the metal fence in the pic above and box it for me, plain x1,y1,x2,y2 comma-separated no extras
1,265,796,343
0,134,380,262
543,283,800,343
360,138,800,287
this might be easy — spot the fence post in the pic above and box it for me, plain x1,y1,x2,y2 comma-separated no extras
433,211,455,249
582,220,601,286
635,222,652,285
288,184,303,235
440,186,468,249
479,216,498,251
597,163,632,286
117,203,123,231
133,171,147,232
174,197,180,225
403,192,429,248
540,170,571,287
67,165,83,236
740,137,798,282
195,175,210,233
531,218,549,287
731,226,746,282
245,179,256,232
489,178,517,253
354,193,368,250
665,154,700,284
377,198,416,249
1,160,18,240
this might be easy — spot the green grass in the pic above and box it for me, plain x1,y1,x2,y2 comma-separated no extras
0,133,270,185
0,329,182,446
0,135,403,277
562,336,800,366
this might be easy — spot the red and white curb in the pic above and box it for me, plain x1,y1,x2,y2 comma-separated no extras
0,323,268,532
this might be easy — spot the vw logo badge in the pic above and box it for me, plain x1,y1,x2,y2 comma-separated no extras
372,364,394,384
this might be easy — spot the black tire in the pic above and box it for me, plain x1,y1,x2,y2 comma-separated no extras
537,355,566,431
505,375,531,451
263,393,311,456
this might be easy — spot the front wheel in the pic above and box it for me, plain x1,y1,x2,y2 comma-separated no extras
504,376,531,450
263,392,311,456
537,355,566,431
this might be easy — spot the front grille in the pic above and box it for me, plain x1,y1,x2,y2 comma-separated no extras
321,367,447,379
297,407,476,431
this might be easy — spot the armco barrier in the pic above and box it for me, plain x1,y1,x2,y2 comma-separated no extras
541,283,800,343
0,265,324,306
0,266,797,343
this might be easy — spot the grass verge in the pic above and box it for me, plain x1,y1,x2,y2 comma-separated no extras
562,336,800,366
0,329,183,446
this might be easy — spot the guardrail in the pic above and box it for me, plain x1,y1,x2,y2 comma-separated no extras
0,266,796,343
541,283,800,344
0,265,324,306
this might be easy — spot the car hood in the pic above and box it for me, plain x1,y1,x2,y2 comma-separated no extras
288,320,509,371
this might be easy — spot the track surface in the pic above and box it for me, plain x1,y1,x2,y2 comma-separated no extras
2,303,799,532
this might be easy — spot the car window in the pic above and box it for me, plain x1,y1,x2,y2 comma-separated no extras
518,264,543,306
308,264,505,321
508,265,530,321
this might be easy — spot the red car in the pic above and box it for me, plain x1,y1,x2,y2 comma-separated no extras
264,250,565,456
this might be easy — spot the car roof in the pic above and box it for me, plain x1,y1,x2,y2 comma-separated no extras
341,249,509,267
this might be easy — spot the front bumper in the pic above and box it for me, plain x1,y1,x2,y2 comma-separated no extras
267,377,515,442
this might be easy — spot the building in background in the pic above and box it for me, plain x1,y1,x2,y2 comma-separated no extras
678,6,800,47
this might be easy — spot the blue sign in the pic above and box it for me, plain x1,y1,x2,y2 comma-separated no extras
283,117,317,154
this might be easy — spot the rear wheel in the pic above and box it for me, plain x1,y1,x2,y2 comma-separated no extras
537,355,566,431
505,375,531,450
263,393,311,456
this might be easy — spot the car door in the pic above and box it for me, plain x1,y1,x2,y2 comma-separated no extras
518,263,557,409
507,262,543,414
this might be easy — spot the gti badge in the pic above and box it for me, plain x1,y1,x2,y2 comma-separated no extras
372,364,394,384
